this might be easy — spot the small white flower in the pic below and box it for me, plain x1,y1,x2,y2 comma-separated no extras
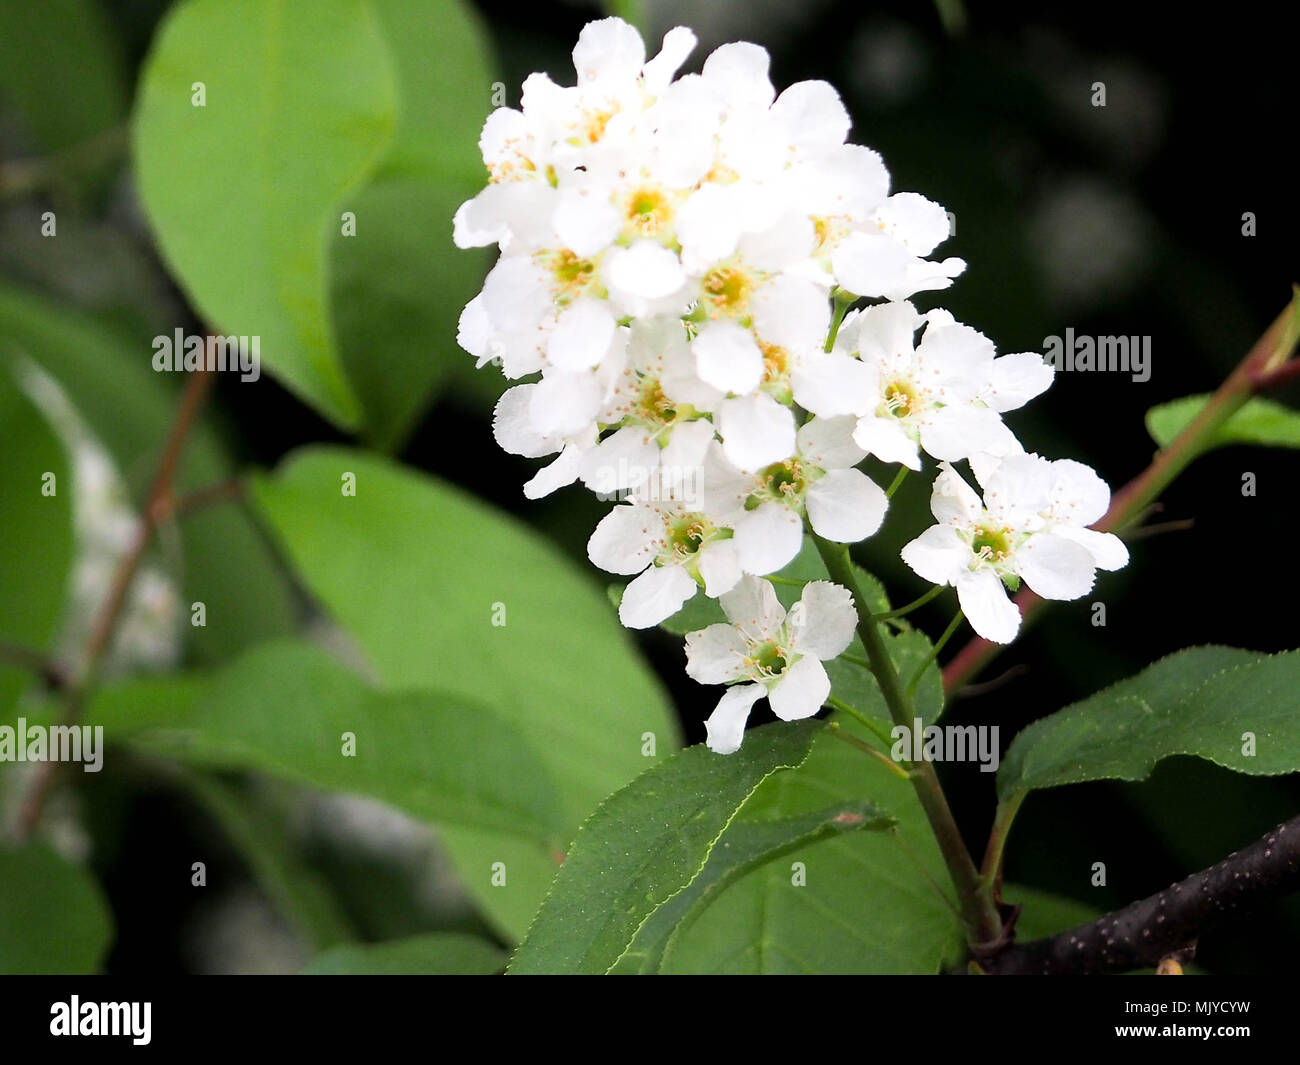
900,455,1127,643
839,301,1053,470
702,416,888,575
686,577,857,753
588,476,743,628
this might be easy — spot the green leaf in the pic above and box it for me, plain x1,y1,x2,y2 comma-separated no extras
133,0,398,428
330,0,497,448
303,932,505,974
136,640,566,845
0,0,127,156
611,800,893,974
0,844,113,974
998,646,1300,801
179,770,357,950
1146,394,1300,451
0,282,295,665
251,447,679,939
0,365,72,715
508,721,823,975
662,716,965,974
825,627,945,729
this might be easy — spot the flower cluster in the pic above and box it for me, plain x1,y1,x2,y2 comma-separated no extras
454,18,1126,752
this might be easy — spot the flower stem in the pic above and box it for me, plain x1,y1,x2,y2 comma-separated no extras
885,466,909,498
907,609,964,697
871,583,944,622
812,533,1002,948
825,721,910,779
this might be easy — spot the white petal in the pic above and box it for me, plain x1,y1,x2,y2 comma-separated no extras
553,191,622,258
770,80,850,151
900,525,968,585
580,426,659,496
872,193,951,256
734,502,803,576
797,415,867,469
918,405,1009,463
1053,526,1128,571
954,568,1020,644
619,563,697,629
692,320,763,395
493,384,559,458
587,504,656,575
548,298,617,370
806,468,888,542
529,369,602,437
604,240,686,302
831,231,912,298
698,538,743,598
986,352,1055,413
930,463,983,525
701,41,775,109
685,623,749,684
1048,458,1112,526
642,26,697,94
573,17,645,85
852,415,921,470
1016,533,1097,601
789,580,856,659
751,275,830,353
524,442,585,499
791,353,874,418
718,394,797,472
769,656,830,721
720,575,786,642
704,683,766,754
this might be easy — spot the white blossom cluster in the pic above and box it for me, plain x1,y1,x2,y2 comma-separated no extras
454,18,1127,752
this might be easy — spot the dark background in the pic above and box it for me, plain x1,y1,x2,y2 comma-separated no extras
3,0,1297,973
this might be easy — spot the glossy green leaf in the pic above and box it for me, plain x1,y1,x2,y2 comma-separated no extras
330,0,496,448
998,646,1299,800
133,0,398,428
0,844,113,974
303,932,505,974
662,715,965,974
509,721,823,974
611,800,893,974
252,447,679,940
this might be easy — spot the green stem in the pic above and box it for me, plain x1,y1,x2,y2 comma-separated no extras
826,695,895,748
872,584,944,622
907,609,964,696
825,722,910,779
812,534,1001,948
980,791,1025,899
824,290,856,353
885,466,909,499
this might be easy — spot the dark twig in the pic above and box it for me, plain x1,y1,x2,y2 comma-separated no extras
982,814,1300,974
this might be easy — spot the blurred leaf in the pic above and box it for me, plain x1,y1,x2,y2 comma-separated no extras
611,799,893,974
180,770,357,951
303,932,505,974
330,0,496,448
998,646,1300,800
1003,883,1099,941
0,0,127,155
509,721,823,975
0,844,112,974
133,0,398,428
252,447,679,939
0,282,295,665
136,640,567,845
1147,394,1300,451
662,715,964,974
0,364,71,715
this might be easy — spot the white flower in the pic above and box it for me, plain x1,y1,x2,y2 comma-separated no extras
588,475,743,628
702,416,888,575
900,455,1127,643
686,577,857,753
838,301,1053,469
